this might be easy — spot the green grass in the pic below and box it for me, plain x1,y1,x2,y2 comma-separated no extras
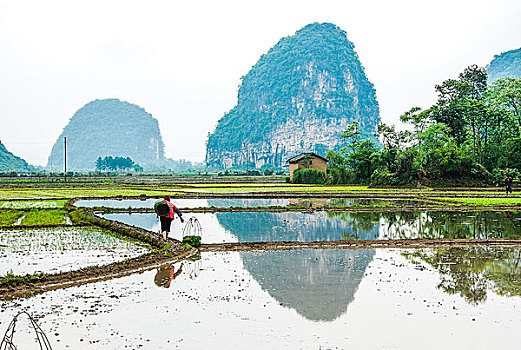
21,209,69,225
0,211,24,225
0,270,46,286
433,197,521,206
181,185,425,194
0,182,519,200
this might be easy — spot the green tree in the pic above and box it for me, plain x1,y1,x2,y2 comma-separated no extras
417,123,472,177
326,121,380,184
347,139,380,182
400,107,432,140
459,64,488,100
487,77,521,135
377,123,410,172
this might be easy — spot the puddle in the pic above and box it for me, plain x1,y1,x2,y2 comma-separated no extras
1,247,520,349
0,227,149,275
13,214,25,226
75,198,426,209
101,210,521,244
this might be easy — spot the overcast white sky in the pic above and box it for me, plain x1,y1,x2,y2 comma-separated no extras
1,0,520,166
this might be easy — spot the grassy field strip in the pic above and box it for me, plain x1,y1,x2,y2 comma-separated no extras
431,197,521,206
179,187,428,194
20,209,69,226
0,188,185,200
0,211,24,226
0,185,520,199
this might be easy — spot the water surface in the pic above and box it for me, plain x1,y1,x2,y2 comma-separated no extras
76,197,426,209
1,247,520,349
101,210,521,243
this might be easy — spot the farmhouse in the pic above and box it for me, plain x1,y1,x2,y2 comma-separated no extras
287,153,328,181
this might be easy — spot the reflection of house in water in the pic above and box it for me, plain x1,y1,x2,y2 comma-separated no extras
207,198,290,208
240,249,375,321
289,198,328,208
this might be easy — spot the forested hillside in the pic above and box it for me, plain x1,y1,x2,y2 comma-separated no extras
0,141,34,172
47,99,165,171
488,47,521,82
206,22,380,169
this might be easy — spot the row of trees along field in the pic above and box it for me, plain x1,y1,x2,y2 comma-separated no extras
95,156,143,172
320,65,521,186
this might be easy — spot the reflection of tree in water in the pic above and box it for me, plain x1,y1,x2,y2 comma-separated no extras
326,211,380,240
240,249,375,321
327,198,423,208
404,247,521,305
328,210,521,240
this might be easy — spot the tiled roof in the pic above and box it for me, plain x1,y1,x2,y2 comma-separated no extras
286,152,328,163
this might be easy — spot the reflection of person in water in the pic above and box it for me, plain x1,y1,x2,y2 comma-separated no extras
154,263,183,288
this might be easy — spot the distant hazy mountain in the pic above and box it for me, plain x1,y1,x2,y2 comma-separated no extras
487,47,521,83
47,99,166,171
0,140,34,172
206,22,380,169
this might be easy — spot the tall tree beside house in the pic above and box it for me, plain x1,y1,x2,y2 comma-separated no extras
328,66,521,186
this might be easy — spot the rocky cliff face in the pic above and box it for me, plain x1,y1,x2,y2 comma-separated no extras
47,99,165,171
206,22,380,169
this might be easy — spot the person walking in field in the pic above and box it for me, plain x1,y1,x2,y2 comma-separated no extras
505,175,513,194
157,196,184,240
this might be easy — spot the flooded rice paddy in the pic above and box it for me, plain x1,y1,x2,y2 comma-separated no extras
75,197,426,209
0,227,149,275
1,248,520,349
101,210,521,243
3,193,521,349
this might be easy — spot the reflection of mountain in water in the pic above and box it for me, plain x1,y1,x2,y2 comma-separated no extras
215,211,379,242
101,213,159,231
241,249,374,321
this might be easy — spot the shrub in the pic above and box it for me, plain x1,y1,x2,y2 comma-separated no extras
182,235,201,247
291,168,326,184
370,168,393,186
491,168,520,186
